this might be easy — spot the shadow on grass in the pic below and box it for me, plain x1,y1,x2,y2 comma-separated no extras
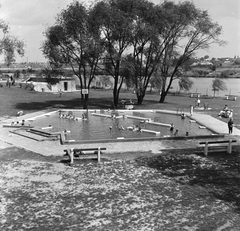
15,93,178,113
0,147,60,163
15,97,114,111
135,147,240,213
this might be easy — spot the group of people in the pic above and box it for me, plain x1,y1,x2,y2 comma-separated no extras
11,119,25,126
169,123,179,136
218,105,233,118
169,123,189,137
109,124,142,132
59,111,78,120
218,105,234,134
6,76,15,87
59,111,87,121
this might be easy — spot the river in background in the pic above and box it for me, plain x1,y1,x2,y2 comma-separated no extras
170,77,240,97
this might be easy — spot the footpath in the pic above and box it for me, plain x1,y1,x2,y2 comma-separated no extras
191,113,240,136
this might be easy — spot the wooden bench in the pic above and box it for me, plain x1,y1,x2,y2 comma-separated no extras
64,147,106,165
190,93,201,98
225,95,237,101
125,104,134,110
121,100,135,110
199,139,237,156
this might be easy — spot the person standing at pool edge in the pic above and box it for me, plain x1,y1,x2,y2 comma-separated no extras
59,89,63,97
228,118,234,134
174,129,178,136
196,97,200,107
170,123,174,132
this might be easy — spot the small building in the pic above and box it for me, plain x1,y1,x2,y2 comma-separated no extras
25,76,76,92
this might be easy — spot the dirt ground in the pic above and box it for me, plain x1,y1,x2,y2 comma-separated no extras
0,146,240,230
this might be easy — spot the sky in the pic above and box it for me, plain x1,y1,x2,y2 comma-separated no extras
0,0,239,63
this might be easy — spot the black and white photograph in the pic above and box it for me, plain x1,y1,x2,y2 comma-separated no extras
0,0,240,230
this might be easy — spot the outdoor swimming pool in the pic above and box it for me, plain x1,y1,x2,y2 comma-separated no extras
26,110,214,141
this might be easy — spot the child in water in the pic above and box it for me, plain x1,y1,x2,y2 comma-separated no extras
174,129,179,136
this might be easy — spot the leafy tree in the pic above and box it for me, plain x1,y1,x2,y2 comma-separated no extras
42,2,103,109
156,1,225,103
0,20,25,66
14,70,20,79
101,76,112,89
234,58,240,65
40,68,63,85
210,65,216,71
149,72,163,94
178,77,193,92
124,0,162,104
211,78,227,97
91,0,136,108
181,57,197,71
220,70,233,78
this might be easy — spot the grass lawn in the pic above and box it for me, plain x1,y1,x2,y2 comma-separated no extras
0,84,240,230
1,84,240,126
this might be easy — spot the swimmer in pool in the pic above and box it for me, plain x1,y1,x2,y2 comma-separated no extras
118,125,125,130
181,113,186,119
174,129,179,136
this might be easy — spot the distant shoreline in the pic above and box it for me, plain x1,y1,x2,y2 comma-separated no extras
186,76,240,79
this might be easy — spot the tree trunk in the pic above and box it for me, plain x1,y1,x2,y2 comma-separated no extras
113,90,119,108
159,91,167,103
137,95,144,105
81,93,89,109
136,88,145,105
112,61,120,108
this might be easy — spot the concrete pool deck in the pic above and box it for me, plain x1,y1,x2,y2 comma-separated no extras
190,113,240,136
0,110,239,157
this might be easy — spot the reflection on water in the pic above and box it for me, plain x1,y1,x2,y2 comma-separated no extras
29,110,213,141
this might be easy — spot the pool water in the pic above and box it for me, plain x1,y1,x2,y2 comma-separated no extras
28,110,213,141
